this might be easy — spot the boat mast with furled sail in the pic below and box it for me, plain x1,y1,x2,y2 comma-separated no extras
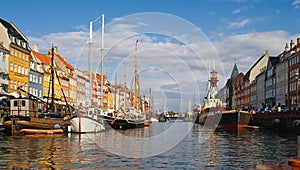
133,38,140,110
109,38,145,129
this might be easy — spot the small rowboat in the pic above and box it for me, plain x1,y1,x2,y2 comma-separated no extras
20,129,63,135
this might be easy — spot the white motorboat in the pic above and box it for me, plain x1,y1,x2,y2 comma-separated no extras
70,115,105,133
70,108,105,133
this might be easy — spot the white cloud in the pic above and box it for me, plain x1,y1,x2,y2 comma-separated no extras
228,18,250,29
27,14,300,112
292,0,300,9
232,6,248,14
214,30,298,85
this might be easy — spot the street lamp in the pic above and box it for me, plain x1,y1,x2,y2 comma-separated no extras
295,70,299,111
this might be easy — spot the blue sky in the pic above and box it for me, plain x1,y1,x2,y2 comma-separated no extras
1,0,300,111
2,0,300,38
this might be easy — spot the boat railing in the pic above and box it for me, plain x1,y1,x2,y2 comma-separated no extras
8,109,38,117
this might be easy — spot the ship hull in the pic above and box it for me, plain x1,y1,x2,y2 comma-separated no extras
3,116,70,135
110,119,145,129
70,116,105,133
199,110,251,128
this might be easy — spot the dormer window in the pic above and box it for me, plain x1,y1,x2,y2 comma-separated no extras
11,36,16,43
17,39,20,46
22,42,26,48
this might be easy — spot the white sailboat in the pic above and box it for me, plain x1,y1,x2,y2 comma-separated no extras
70,14,106,133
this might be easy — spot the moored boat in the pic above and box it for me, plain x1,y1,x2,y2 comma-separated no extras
108,107,145,129
70,115,105,133
3,97,70,135
3,46,72,135
197,69,251,128
20,128,63,135
110,118,145,129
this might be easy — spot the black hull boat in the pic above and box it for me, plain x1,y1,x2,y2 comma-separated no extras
199,110,251,128
109,118,145,129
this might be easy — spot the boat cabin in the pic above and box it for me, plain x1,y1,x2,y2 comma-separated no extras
10,98,38,117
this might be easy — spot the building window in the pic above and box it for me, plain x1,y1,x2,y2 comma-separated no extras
39,77,42,84
14,81,16,90
10,63,13,71
18,66,21,73
3,53,6,62
9,80,12,89
30,74,32,82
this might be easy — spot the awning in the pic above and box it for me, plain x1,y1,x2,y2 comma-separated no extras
9,92,26,98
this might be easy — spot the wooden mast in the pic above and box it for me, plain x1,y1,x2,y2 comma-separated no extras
114,74,117,110
51,46,55,113
133,38,139,110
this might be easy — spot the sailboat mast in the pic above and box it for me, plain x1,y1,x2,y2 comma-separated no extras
124,62,126,112
114,74,117,110
51,46,55,113
89,21,93,106
151,90,154,114
100,14,105,108
133,38,139,109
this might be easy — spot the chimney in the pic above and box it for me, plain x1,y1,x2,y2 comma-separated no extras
285,43,289,52
290,40,295,50
54,46,58,54
33,44,39,53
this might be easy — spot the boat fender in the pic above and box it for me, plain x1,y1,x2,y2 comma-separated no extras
293,120,300,127
272,119,280,127
54,124,61,129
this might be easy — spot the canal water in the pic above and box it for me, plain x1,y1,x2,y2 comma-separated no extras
0,122,298,169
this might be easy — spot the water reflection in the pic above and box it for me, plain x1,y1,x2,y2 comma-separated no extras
0,123,298,169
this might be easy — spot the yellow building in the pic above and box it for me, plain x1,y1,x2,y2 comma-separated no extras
0,19,30,93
